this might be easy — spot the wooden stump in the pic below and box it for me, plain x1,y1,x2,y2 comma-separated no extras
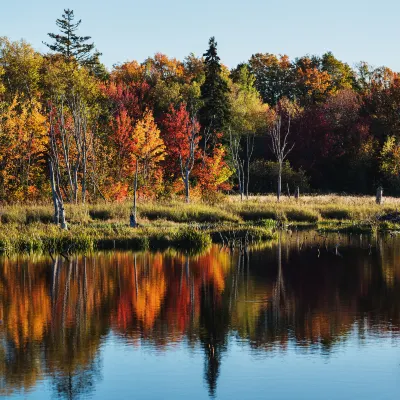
376,186,383,205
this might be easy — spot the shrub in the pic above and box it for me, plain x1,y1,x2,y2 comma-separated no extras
249,160,310,194
174,228,212,250
319,207,352,220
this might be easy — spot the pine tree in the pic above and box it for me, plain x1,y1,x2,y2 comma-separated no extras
43,9,103,73
200,37,231,139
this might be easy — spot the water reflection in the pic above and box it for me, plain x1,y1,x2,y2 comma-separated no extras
0,231,400,398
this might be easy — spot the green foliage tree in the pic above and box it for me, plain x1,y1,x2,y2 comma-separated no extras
229,64,269,198
43,9,105,78
200,37,231,139
0,37,43,102
248,53,294,106
321,52,356,92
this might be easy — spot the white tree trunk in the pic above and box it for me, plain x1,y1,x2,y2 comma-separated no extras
130,159,139,227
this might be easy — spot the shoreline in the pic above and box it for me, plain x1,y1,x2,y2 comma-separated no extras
1,196,400,255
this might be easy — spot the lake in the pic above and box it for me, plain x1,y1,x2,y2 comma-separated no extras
1,231,400,399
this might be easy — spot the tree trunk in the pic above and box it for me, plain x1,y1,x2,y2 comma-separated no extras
238,172,243,202
73,167,79,204
245,133,254,200
58,199,68,230
49,161,60,225
184,169,190,203
295,186,300,200
130,159,139,227
277,163,282,202
376,186,383,205
82,164,87,204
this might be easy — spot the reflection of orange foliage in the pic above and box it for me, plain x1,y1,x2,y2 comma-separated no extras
134,254,167,329
0,263,51,347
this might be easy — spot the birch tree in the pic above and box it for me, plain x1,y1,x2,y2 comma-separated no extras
268,114,294,202
229,65,268,200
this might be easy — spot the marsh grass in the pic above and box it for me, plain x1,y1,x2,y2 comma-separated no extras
2,194,400,254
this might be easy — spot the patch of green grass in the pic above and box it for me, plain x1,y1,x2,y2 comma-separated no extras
139,203,240,223
318,207,352,220
285,208,320,223
209,225,277,243
317,221,373,234
239,208,277,221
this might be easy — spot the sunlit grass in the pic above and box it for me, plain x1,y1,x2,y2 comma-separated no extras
1,194,400,254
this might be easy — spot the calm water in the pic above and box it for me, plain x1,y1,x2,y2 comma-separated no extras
1,231,400,399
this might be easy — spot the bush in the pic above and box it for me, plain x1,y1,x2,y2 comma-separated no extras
319,207,352,220
174,228,212,250
249,160,310,194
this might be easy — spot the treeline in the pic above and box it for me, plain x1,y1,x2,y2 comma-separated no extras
1,8,400,209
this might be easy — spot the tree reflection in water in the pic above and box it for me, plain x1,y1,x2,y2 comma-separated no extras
1,231,400,398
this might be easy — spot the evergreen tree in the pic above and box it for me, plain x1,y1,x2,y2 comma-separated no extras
200,37,231,139
43,9,105,77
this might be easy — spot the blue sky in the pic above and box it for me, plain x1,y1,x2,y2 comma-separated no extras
2,0,400,71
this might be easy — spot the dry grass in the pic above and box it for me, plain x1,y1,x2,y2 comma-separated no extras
228,194,400,206
227,194,400,222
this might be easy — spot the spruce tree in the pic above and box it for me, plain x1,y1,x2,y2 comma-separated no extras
200,37,231,139
43,9,104,75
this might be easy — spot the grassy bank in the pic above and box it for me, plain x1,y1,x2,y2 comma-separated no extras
1,195,399,254
0,220,276,256
2,195,399,225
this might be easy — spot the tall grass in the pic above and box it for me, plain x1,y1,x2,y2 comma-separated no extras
1,195,399,255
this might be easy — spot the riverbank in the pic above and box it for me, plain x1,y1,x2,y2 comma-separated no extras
1,195,400,254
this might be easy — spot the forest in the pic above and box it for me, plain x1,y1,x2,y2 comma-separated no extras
2,9,400,219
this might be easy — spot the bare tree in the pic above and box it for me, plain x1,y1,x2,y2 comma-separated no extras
268,115,294,202
228,129,256,201
49,108,68,229
229,129,245,201
130,159,139,227
180,114,200,204
245,132,255,199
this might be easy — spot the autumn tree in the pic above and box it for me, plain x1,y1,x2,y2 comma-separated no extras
130,110,165,227
0,98,47,201
229,64,269,199
380,136,400,190
0,39,47,202
162,103,200,203
44,57,101,225
294,56,332,104
0,37,43,102
320,52,356,93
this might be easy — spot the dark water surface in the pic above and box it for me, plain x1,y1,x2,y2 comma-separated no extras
1,231,400,399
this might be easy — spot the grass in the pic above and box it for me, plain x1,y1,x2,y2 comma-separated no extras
0,223,216,255
1,194,400,254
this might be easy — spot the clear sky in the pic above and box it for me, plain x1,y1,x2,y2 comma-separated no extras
2,0,400,71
